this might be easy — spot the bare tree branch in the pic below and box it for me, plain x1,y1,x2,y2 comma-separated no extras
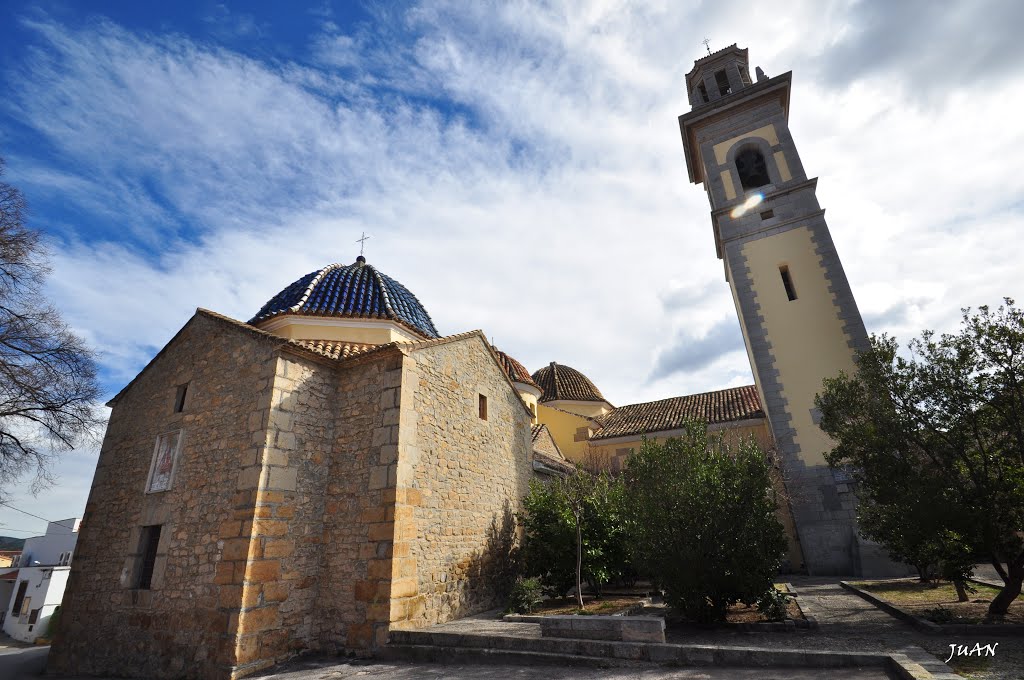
0,157,102,496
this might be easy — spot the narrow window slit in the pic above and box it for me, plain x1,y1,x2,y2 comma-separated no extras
478,394,488,420
174,383,189,413
780,266,797,301
137,525,162,590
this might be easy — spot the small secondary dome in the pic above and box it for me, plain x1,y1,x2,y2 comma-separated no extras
532,362,606,404
493,348,541,392
250,256,440,339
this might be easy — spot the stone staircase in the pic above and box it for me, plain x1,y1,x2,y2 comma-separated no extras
381,627,943,676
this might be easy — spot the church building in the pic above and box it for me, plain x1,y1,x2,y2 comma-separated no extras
49,257,549,679
49,45,894,680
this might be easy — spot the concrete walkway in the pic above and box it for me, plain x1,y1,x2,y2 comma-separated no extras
254,657,889,679
411,578,1020,680
665,579,1019,680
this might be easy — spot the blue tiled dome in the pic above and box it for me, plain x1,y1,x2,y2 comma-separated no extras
249,256,440,339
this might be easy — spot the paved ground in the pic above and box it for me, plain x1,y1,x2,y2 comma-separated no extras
4,577,1018,679
252,657,891,680
662,579,1020,680
418,578,1020,680
0,643,50,680
1,645,890,680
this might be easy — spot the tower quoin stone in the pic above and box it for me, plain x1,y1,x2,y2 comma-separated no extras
678,44,897,576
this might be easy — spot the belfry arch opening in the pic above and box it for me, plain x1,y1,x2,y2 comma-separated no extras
735,147,771,190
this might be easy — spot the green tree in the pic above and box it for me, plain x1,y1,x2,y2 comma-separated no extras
858,492,976,600
816,301,1024,618
0,158,101,494
624,424,787,623
520,477,577,599
519,469,632,606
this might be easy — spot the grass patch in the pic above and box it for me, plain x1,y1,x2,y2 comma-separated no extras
852,579,1024,624
947,655,993,677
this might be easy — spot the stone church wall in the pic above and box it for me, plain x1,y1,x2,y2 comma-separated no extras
48,312,281,680
226,350,338,676
390,337,533,628
313,350,403,653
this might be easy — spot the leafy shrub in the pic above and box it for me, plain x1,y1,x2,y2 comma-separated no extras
520,473,634,599
756,588,790,622
624,424,788,623
505,577,543,614
923,606,955,624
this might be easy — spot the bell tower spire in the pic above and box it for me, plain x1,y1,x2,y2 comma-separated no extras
678,45,897,576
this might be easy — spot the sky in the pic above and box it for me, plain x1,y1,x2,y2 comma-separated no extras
0,0,1022,537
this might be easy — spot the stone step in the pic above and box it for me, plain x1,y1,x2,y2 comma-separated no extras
388,629,891,669
379,643,648,668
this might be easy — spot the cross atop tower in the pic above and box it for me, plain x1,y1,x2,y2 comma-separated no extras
701,37,712,56
356,232,370,257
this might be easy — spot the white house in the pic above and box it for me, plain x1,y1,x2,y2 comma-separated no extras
1,518,80,642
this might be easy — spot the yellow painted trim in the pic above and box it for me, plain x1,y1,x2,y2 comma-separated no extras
721,171,736,200
774,151,791,182
713,124,778,165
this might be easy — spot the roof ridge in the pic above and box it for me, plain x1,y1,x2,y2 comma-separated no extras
289,263,338,315
109,309,286,406
405,329,484,350
368,263,396,322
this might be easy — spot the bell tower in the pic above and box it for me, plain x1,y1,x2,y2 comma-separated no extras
679,45,891,575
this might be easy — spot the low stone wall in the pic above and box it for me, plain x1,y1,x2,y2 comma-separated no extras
540,615,665,643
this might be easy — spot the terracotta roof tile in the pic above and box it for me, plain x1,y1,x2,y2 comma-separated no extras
494,348,541,391
591,385,764,440
530,423,546,443
291,339,379,360
531,424,575,475
532,362,607,404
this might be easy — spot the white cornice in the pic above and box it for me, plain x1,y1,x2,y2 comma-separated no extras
257,315,424,342
514,383,542,399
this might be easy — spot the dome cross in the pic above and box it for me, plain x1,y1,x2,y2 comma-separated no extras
356,232,370,257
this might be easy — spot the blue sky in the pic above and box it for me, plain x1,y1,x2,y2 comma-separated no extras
1,0,1023,535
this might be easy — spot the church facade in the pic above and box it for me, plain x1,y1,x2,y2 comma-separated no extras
49,259,543,679
50,45,894,680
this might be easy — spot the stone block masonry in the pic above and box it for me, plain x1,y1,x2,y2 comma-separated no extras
541,615,666,643
48,312,285,680
394,336,534,630
48,309,538,680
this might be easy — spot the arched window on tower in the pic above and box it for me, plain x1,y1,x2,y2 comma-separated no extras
735,148,771,190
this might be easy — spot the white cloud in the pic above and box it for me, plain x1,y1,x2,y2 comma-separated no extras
1,0,1023,517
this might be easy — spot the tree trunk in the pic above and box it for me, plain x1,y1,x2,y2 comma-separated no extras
987,563,1023,619
952,579,969,602
575,518,584,609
